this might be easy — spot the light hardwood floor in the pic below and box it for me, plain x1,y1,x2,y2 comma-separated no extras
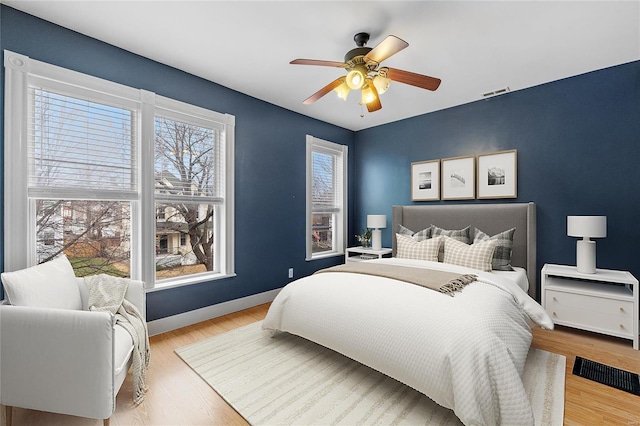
2,303,639,425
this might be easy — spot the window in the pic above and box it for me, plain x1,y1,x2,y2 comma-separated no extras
4,50,235,289
306,135,347,260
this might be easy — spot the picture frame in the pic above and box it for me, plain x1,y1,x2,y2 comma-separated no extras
411,159,440,201
441,155,475,200
477,149,517,199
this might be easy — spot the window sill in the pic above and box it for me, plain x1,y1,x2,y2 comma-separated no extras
305,252,344,262
145,272,237,292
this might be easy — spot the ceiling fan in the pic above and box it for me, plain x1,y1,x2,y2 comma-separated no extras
291,32,441,113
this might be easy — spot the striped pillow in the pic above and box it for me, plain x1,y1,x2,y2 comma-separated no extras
443,236,497,272
474,227,516,271
396,234,442,262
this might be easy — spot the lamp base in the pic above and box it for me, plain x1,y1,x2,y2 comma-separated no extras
371,229,382,251
576,240,596,274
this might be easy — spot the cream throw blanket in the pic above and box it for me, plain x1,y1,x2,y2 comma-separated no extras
316,262,477,295
85,274,150,405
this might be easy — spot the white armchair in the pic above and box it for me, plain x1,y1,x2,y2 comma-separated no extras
1,276,145,426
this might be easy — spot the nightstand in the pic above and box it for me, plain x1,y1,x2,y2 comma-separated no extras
345,247,393,263
541,263,638,350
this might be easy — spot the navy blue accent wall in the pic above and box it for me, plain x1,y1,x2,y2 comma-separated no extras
355,61,640,297
0,5,355,319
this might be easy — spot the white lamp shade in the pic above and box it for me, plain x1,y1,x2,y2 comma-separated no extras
567,216,606,274
367,215,387,229
567,216,607,238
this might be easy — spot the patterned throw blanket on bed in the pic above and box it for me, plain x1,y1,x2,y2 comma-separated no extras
85,274,150,405
316,262,477,296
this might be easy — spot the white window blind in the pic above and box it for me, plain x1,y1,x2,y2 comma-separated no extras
311,145,343,213
28,88,138,199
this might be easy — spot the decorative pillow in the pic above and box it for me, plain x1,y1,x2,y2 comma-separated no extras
1,254,82,310
396,224,432,241
431,225,471,261
396,234,442,262
431,225,471,242
443,236,497,272
397,224,415,236
474,227,516,271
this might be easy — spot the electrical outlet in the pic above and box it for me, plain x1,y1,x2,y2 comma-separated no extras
288,268,294,278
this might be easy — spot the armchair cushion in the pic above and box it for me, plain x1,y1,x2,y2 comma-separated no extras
114,324,135,375
1,254,82,310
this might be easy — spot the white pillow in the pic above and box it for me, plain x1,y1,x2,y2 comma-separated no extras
396,234,442,262
1,254,82,310
443,236,497,272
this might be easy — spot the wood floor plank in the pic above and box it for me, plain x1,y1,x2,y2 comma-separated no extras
2,303,638,425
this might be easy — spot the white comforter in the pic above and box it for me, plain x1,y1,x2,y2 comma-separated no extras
262,258,554,426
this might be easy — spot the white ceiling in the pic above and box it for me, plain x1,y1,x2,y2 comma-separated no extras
3,1,639,131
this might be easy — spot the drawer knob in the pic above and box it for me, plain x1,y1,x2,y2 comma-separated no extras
552,311,557,317
552,296,557,302
619,307,624,312
620,324,625,329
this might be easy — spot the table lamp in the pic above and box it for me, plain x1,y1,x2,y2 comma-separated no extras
367,214,387,251
567,216,606,274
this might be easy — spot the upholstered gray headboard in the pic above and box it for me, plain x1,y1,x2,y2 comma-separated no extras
392,203,537,299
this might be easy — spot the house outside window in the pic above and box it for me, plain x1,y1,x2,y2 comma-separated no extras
3,50,235,289
306,135,347,260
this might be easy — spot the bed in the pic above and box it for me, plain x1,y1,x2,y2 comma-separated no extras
262,203,553,425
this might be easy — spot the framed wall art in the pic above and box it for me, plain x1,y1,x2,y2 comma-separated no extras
477,149,517,199
441,155,475,200
411,159,440,201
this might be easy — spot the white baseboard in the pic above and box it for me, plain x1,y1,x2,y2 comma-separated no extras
147,287,282,336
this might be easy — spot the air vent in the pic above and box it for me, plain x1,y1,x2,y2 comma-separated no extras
482,87,510,98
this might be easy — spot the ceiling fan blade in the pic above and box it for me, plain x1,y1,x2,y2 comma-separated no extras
364,35,409,64
386,68,442,91
303,78,345,104
290,59,347,68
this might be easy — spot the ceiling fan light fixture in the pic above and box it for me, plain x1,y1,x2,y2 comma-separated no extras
346,66,367,90
361,79,378,105
373,74,391,95
334,79,351,100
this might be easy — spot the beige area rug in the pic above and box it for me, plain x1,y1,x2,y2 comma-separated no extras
176,322,565,426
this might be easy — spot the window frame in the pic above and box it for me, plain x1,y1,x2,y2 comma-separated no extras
305,135,348,260
3,50,235,290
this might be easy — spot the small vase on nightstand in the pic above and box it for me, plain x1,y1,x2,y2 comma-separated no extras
356,229,372,249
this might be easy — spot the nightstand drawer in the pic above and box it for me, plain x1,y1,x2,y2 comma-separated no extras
546,289,634,337
545,289,634,317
